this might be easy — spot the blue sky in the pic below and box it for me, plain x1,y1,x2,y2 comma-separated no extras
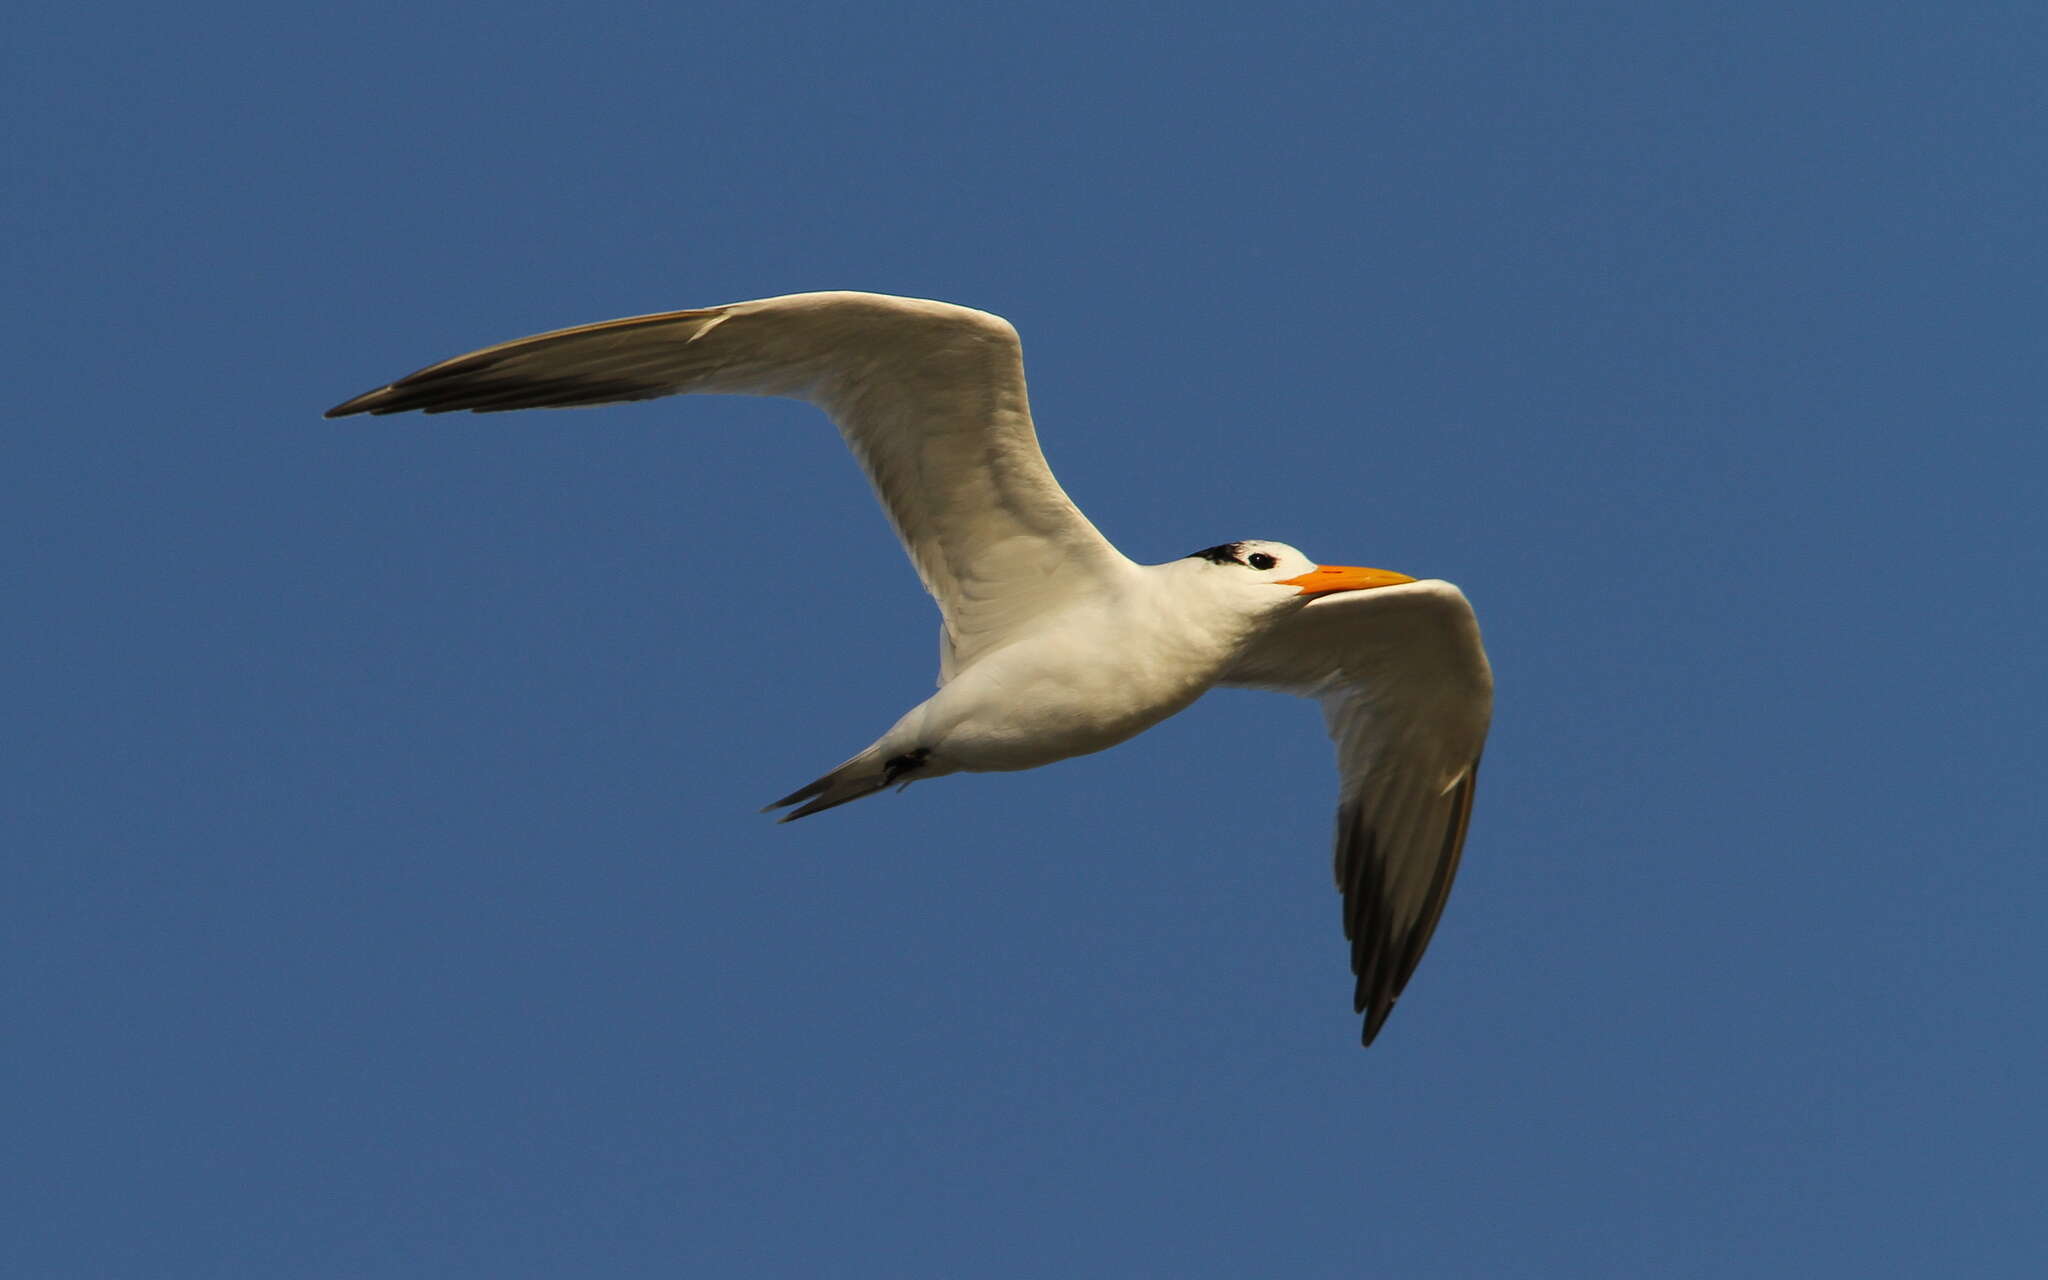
9,2,2045,1276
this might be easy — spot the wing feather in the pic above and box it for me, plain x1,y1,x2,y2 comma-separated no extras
326,292,1133,675
1223,580,1492,1045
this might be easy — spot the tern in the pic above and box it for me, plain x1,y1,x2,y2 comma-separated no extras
326,291,1492,1046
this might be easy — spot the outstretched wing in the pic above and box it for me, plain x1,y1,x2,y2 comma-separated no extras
327,292,1134,676
1222,580,1492,1045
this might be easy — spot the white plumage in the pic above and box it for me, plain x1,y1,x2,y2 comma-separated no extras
327,291,1492,1046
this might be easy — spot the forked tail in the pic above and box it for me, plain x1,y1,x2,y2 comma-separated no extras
763,746,933,822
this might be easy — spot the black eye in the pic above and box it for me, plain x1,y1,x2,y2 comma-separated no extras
1246,552,1277,571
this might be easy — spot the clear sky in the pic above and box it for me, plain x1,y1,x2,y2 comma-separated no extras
9,2,2045,1276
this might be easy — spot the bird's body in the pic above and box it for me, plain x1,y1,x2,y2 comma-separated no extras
885,575,1234,773
327,291,1493,1045
787,551,1295,805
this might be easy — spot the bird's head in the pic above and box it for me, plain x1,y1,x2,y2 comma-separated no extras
1181,540,1417,614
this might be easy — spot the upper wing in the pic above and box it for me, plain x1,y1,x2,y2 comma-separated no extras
1222,580,1493,1045
326,292,1134,676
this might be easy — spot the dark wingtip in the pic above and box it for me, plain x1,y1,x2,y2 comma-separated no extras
1360,1003,1394,1047
324,389,389,418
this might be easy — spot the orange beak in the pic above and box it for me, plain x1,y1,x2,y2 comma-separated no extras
1277,564,1417,596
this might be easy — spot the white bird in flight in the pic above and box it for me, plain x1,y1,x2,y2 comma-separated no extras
327,291,1492,1046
